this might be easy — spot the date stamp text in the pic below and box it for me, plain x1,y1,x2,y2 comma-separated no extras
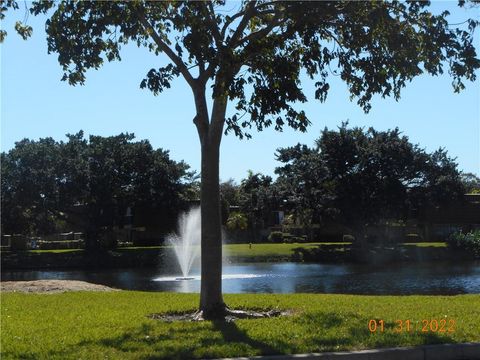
368,319,455,333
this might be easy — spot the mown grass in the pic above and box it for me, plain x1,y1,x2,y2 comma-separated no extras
401,242,447,248
120,243,351,256
28,249,85,254
224,243,346,257
17,242,448,256
119,246,167,250
225,242,449,258
1,292,479,359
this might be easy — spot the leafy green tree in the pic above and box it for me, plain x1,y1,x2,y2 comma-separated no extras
412,148,466,207
460,173,480,194
275,124,466,245
239,171,280,237
65,132,194,249
220,178,240,224
317,124,428,239
1,137,63,235
1,132,194,247
226,212,248,231
57,132,90,214
3,0,479,318
275,144,333,228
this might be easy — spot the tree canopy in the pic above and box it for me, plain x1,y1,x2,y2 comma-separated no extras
1,132,195,244
2,1,479,138
461,173,480,194
275,123,466,241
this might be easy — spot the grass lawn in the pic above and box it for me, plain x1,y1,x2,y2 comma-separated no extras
2,292,479,359
16,242,448,257
119,246,167,250
28,249,85,254
225,242,450,258
25,242,447,252
224,243,349,257
119,243,351,256
401,242,447,248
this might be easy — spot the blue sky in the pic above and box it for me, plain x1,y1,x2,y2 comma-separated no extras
1,2,479,182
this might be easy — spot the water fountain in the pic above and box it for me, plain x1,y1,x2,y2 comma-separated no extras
154,206,264,286
166,206,201,280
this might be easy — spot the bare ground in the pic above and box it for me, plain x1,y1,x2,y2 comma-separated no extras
0,280,118,293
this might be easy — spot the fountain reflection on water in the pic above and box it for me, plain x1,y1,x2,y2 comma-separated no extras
3,261,479,294
166,207,201,280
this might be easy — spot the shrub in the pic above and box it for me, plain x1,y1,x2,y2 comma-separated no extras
283,234,307,243
37,240,85,250
448,230,480,258
226,212,248,231
405,233,423,242
268,231,284,243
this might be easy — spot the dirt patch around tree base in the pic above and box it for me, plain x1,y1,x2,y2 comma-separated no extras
1,280,119,293
149,308,294,322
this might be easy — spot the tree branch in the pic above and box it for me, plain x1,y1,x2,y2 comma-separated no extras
220,9,247,40
137,9,195,87
233,14,284,48
220,0,276,39
191,82,210,142
210,94,228,145
206,2,223,48
195,2,222,83
199,59,218,84
193,113,209,144
228,1,258,46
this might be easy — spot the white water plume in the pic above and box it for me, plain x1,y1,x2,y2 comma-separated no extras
166,207,201,278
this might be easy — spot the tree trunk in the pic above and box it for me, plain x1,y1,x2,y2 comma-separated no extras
353,225,369,262
199,137,226,318
192,79,228,319
84,206,101,251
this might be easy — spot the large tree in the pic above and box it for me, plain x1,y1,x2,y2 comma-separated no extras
1,132,193,243
2,0,479,318
77,132,194,248
1,137,62,235
239,171,279,238
275,144,332,229
276,124,466,244
460,172,480,194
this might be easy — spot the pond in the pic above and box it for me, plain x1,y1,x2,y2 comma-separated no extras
2,260,480,295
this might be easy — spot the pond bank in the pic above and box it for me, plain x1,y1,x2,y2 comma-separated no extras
1,279,118,293
0,243,473,270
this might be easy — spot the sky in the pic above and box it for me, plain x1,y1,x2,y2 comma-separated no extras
1,1,479,182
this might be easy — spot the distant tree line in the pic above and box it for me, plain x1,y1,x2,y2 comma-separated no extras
2,125,477,247
1,131,196,249
220,123,474,244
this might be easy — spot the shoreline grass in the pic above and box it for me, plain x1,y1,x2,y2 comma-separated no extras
401,242,447,248
28,249,85,254
13,242,447,255
1,291,479,359
2,242,456,270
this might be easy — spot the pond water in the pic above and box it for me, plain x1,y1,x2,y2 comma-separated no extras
3,261,480,295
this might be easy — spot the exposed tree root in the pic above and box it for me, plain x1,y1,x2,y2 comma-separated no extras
149,307,291,322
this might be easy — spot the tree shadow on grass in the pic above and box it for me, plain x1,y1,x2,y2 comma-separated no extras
33,319,286,360
24,312,459,360
41,322,198,360
210,319,282,355
0,351,39,360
